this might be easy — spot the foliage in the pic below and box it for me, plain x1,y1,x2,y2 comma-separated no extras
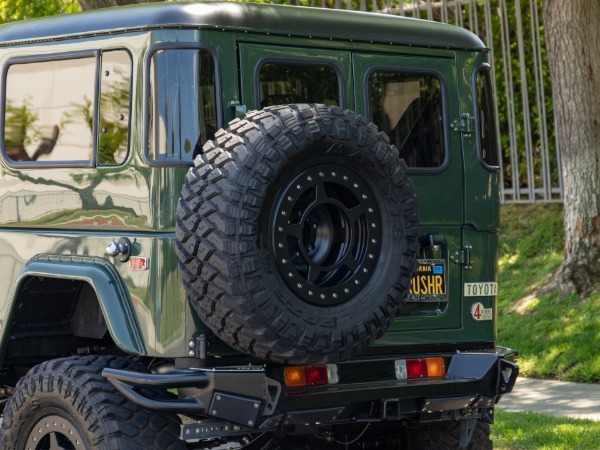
497,204,600,383
0,0,79,22
492,409,600,450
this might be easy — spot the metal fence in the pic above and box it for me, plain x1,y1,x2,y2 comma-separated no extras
254,0,561,203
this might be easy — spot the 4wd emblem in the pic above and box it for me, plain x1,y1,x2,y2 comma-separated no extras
471,302,493,321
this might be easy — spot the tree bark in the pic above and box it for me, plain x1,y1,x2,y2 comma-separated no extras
543,0,600,298
78,0,161,11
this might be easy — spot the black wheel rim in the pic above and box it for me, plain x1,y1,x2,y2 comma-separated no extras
25,414,86,450
272,164,382,306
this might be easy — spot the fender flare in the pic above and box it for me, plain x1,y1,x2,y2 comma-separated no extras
5,254,146,355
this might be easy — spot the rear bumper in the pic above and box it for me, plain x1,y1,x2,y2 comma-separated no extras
102,347,518,432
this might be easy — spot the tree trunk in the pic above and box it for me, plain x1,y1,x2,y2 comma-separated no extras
543,0,600,298
78,0,161,11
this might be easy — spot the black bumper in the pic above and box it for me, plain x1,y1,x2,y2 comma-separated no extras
102,348,518,431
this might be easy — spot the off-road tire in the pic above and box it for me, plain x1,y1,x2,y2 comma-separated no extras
407,420,492,450
176,103,418,364
0,355,185,450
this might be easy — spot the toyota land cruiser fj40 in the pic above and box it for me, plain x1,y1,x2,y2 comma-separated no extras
0,2,517,449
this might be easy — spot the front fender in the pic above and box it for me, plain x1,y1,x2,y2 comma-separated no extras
5,254,146,355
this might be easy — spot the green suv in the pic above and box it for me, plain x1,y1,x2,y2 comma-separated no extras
0,2,517,449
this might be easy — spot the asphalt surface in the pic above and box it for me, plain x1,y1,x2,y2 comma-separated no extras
498,377,600,421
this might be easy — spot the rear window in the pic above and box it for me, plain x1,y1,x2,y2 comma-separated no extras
475,67,500,168
98,50,132,166
4,55,97,165
148,48,218,164
258,62,340,108
3,50,132,167
368,71,445,168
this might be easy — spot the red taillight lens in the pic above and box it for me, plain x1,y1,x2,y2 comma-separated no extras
406,359,428,378
304,366,328,385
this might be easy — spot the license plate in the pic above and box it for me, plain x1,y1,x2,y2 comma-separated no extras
405,259,447,302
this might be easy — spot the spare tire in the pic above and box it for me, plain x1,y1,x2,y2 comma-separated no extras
176,104,418,364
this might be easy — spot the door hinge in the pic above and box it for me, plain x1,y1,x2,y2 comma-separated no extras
451,113,475,134
450,245,472,269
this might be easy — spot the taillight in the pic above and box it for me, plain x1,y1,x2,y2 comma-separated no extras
395,357,446,379
284,364,339,387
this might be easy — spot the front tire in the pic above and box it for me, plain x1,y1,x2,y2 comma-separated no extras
0,355,185,450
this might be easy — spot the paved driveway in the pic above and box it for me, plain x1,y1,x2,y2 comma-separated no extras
498,377,600,421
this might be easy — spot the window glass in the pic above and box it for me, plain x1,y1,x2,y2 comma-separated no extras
476,68,500,167
99,50,132,165
369,71,445,168
4,56,96,163
148,49,217,163
259,63,340,108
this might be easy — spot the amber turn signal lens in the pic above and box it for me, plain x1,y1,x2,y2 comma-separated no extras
283,366,306,387
425,357,446,377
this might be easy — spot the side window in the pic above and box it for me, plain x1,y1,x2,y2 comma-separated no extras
475,68,500,168
4,55,96,164
148,48,217,164
368,71,445,168
99,50,132,166
258,62,340,108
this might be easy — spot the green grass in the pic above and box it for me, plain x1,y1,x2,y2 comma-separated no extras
491,205,600,447
492,409,600,449
497,204,600,383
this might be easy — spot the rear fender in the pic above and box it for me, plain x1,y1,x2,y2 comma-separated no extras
4,254,145,355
